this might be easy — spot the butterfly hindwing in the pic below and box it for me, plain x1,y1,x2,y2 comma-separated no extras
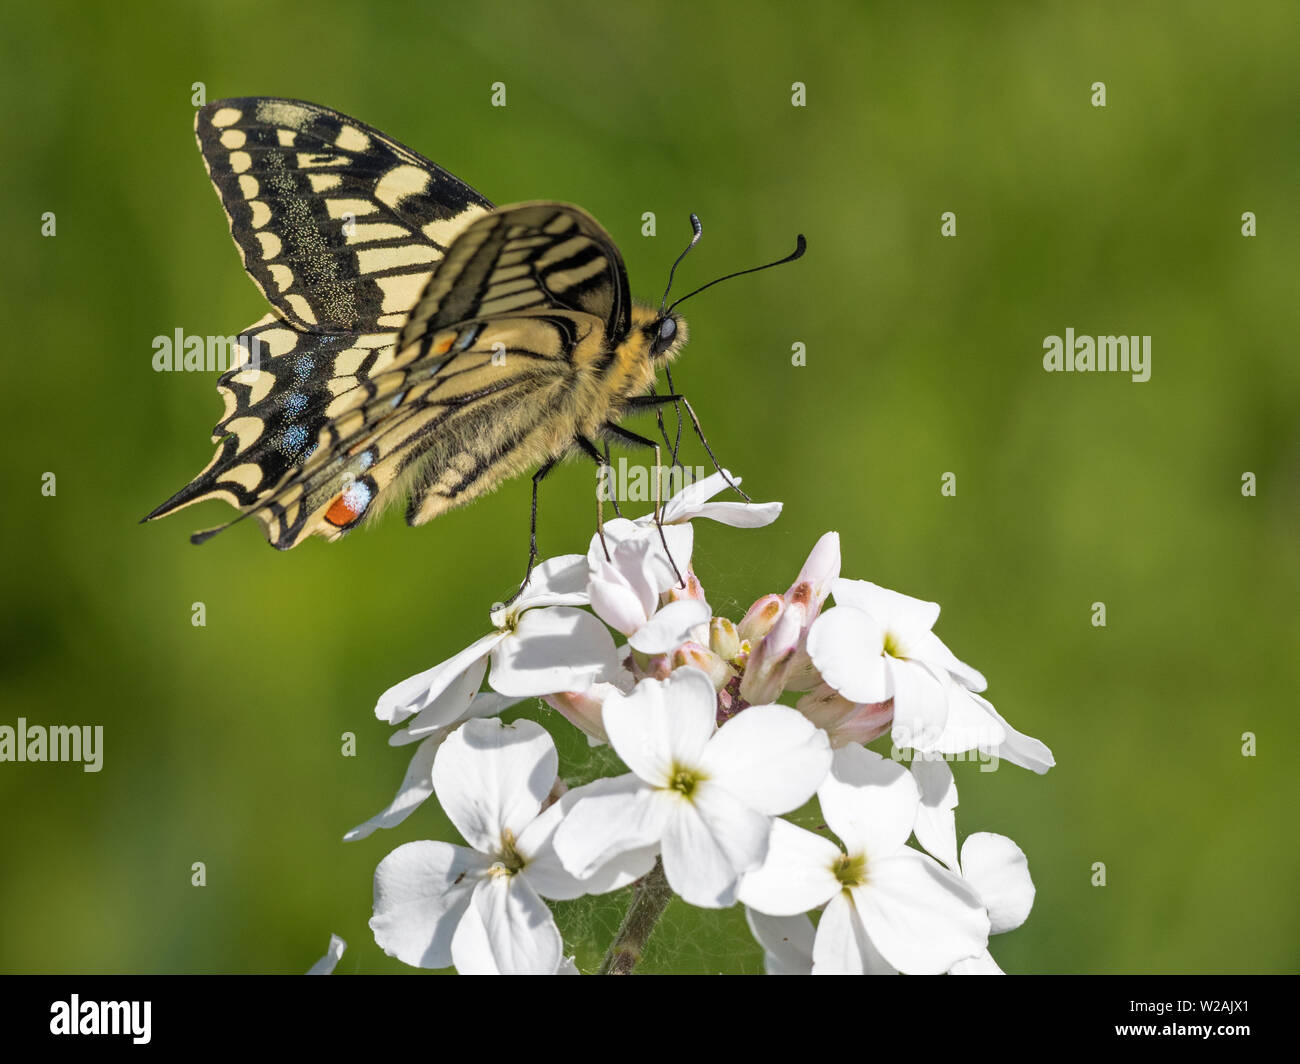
195,97,492,334
399,200,632,347
150,192,638,549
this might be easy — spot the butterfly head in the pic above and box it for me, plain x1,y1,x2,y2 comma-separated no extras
648,310,688,366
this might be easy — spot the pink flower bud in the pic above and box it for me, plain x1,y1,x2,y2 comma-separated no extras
672,641,733,690
709,616,741,661
738,594,784,644
664,566,707,605
543,687,613,744
784,531,841,633
740,602,805,704
795,683,893,748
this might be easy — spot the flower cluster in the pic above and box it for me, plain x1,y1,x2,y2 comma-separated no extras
350,472,1054,974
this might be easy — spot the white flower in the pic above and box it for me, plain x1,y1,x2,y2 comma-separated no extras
370,718,651,974
306,933,347,975
586,519,709,653
553,667,832,908
633,470,782,528
738,745,989,974
806,579,986,749
374,555,616,727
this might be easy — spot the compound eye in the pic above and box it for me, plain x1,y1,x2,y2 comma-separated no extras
657,316,677,345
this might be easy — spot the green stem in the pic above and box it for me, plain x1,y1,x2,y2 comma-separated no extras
599,858,672,975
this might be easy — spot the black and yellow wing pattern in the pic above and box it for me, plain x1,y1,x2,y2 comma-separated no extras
146,98,647,549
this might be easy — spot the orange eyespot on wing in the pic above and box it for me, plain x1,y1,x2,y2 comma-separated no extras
325,479,375,528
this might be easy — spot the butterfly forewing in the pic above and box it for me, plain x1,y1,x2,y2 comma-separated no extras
195,97,492,333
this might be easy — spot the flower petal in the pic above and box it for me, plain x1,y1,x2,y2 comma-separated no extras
961,832,1035,934
850,850,989,974
433,718,557,852
806,606,889,703
950,949,1005,975
699,704,831,816
820,745,918,858
451,875,562,975
374,635,500,725
909,629,987,692
830,579,940,648
645,470,779,528
552,775,671,879
661,793,766,908
519,779,658,899
919,683,1006,755
910,757,960,871
344,734,441,841
306,933,347,975
588,556,653,636
491,554,590,624
687,499,783,527
811,892,897,975
602,668,718,786
887,658,950,750
745,909,815,975
628,598,711,654
488,606,619,697
972,693,1056,774
397,683,519,743
737,817,841,916
370,840,486,969
590,519,694,599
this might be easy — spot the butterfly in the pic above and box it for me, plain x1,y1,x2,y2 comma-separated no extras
145,97,804,595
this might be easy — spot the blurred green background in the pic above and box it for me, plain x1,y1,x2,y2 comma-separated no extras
2,0,1297,974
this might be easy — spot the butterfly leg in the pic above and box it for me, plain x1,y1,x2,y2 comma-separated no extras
623,394,751,502
601,423,686,588
602,442,624,519
575,435,613,562
502,457,558,607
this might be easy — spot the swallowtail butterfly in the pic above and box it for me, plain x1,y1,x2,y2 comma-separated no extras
145,97,803,591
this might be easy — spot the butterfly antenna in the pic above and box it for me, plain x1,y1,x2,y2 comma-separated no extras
668,233,807,313
659,213,704,315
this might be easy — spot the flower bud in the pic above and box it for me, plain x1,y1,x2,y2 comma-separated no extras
664,566,707,605
795,683,893,748
709,616,741,661
784,531,841,633
738,594,784,644
544,687,613,744
672,641,733,690
739,602,804,704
